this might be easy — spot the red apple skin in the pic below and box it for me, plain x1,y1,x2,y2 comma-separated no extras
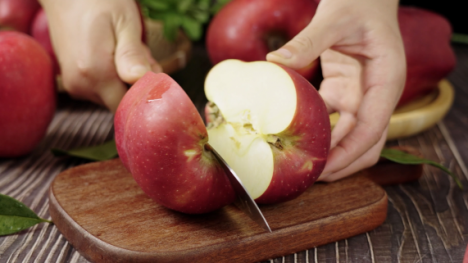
30,8,60,75
0,31,55,157
255,64,330,204
397,7,456,106
0,0,40,33
114,72,236,214
206,0,319,80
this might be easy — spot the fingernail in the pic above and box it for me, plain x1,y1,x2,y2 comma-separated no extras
130,65,150,76
270,48,292,59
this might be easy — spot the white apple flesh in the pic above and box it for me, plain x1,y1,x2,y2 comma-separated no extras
115,59,330,213
205,60,330,204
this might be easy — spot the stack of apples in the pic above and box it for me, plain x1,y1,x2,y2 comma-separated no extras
0,0,56,157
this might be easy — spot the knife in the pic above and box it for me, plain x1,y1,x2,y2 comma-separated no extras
205,143,272,233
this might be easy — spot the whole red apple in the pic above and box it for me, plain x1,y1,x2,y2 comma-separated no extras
0,0,40,33
397,7,456,106
30,8,60,75
206,0,319,80
0,31,56,157
115,59,330,213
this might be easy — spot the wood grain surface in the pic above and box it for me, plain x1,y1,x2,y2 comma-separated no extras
49,159,388,263
1,44,468,263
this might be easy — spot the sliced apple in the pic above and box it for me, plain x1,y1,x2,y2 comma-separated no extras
115,59,330,213
205,60,330,204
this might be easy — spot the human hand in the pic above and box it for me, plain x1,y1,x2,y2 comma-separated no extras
266,0,406,181
39,0,161,112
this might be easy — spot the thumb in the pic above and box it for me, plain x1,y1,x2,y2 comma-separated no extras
114,16,152,84
266,15,340,69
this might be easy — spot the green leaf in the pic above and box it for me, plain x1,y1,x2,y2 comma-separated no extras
162,12,182,41
147,10,166,21
197,0,211,10
181,17,202,40
51,140,118,161
452,33,468,45
177,0,194,13
0,194,51,236
140,5,150,18
210,0,232,14
380,148,463,189
190,9,209,23
138,0,171,11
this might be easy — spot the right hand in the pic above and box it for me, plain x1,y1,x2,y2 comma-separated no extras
267,0,406,182
39,0,161,112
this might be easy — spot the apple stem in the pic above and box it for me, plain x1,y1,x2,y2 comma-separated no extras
266,135,284,150
265,33,288,52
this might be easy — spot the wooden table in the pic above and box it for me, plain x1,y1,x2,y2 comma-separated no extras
1,43,468,263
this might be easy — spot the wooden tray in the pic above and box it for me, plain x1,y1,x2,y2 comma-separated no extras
143,19,192,75
49,156,422,263
330,79,455,140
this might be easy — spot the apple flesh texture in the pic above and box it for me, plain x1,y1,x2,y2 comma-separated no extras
114,73,236,214
0,31,55,157
397,7,456,106
206,0,319,80
205,60,330,204
30,8,60,75
0,0,40,33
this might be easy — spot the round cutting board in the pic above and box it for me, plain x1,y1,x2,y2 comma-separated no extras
329,79,455,140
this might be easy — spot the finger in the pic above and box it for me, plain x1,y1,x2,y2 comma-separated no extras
97,79,128,113
318,126,388,182
318,49,363,112
321,82,397,176
329,112,356,149
266,10,344,69
114,7,152,84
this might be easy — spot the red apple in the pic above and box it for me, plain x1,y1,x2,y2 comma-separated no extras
0,31,56,157
30,8,60,74
397,7,456,106
0,0,40,33
206,0,319,80
115,59,330,213
464,243,468,263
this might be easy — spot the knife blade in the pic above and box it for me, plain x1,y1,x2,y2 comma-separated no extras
205,143,272,233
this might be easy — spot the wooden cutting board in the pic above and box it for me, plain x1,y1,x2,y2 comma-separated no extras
49,157,422,263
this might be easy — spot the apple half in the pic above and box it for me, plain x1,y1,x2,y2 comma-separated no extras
115,59,330,214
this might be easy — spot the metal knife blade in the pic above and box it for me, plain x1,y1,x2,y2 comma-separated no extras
206,143,272,233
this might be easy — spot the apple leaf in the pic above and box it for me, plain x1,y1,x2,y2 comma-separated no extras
380,148,463,189
0,194,52,236
177,0,194,13
181,17,202,40
452,33,468,45
51,140,118,161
